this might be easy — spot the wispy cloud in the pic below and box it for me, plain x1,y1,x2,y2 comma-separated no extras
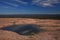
0,0,60,7
0,0,19,8
32,0,60,7
0,0,28,8
4,2,18,7
15,0,28,4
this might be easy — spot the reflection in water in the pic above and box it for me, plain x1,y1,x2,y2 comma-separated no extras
0,24,44,35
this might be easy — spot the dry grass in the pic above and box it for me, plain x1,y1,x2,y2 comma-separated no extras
0,18,60,40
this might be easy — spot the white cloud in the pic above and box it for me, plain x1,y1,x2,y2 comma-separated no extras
15,0,28,4
32,0,60,7
0,0,28,8
1,0,59,7
4,2,18,7
40,2,53,7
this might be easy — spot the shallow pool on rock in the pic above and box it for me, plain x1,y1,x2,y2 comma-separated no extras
0,24,44,35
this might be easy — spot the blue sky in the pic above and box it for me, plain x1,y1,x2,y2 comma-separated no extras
0,0,60,15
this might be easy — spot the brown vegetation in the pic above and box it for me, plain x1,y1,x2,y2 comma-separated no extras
0,18,60,40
